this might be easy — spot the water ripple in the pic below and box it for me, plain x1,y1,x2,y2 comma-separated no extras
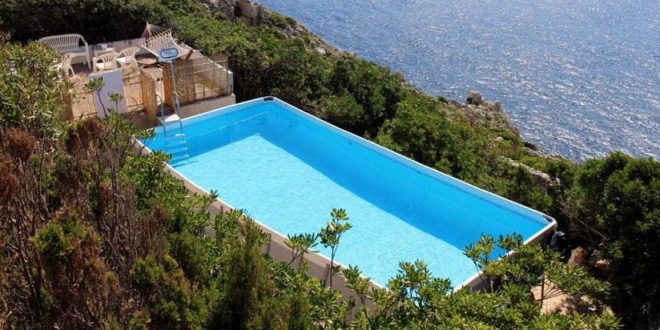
258,0,659,160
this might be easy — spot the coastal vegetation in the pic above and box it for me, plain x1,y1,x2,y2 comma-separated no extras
1,0,658,328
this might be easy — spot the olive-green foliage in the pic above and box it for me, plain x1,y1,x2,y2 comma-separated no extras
210,210,344,329
325,58,404,136
318,92,364,132
0,41,66,138
319,208,352,289
0,0,202,43
344,244,619,330
2,0,136,42
32,210,115,328
464,234,609,302
210,210,273,328
504,166,554,212
130,255,209,329
568,152,660,328
376,96,490,184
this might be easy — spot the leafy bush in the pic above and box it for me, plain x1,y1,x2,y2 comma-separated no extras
0,42,66,138
376,96,489,184
568,152,660,327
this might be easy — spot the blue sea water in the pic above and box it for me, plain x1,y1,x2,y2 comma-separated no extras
145,99,551,286
257,0,659,161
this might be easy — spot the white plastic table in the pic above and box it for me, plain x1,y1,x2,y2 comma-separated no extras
94,47,116,57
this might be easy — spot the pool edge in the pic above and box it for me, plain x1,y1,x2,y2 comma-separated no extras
137,96,559,293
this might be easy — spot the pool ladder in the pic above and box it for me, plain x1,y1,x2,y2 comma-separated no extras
157,93,189,163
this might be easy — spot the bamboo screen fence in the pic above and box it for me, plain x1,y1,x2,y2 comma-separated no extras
162,56,232,110
64,55,232,124
64,67,147,120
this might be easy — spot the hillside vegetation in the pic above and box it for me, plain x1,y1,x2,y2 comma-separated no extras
1,0,658,328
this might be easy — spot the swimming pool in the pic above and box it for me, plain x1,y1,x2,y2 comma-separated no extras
144,97,556,287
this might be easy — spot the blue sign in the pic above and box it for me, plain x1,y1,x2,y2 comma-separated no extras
159,47,179,61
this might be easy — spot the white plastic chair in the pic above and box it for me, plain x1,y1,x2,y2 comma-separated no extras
39,34,91,69
93,52,118,72
54,53,76,77
116,47,140,68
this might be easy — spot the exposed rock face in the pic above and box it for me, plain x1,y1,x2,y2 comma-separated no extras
526,147,563,160
270,15,341,56
568,247,589,266
456,91,564,184
198,0,233,18
466,91,483,106
237,0,257,19
199,0,271,25
237,0,271,24
458,91,520,136
505,157,561,187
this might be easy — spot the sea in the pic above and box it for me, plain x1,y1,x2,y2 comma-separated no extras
257,0,659,161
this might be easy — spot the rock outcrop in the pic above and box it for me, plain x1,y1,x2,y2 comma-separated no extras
525,145,563,160
466,91,483,106
568,247,589,266
455,91,563,186
199,0,271,25
457,91,520,136
505,157,561,187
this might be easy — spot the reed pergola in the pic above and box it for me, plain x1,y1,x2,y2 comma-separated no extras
139,23,194,60
140,23,232,112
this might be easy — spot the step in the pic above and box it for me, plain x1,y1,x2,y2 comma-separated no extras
165,134,187,141
166,139,187,147
164,133,186,139
158,113,181,124
168,146,189,154
170,154,190,163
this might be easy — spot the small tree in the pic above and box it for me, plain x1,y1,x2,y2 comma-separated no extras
285,233,318,268
464,234,497,291
343,264,381,328
211,213,274,329
85,77,107,117
0,41,66,138
567,152,660,327
32,208,117,328
319,208,351,288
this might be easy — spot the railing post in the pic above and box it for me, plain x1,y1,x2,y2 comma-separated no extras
325,263,333,288
228,70,234,96
266,232,273,255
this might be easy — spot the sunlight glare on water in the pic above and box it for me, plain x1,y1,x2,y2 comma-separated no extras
258,0,660,160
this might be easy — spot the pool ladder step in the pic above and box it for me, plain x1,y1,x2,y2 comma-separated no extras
170,153,190,163
163,132,189,163
165,133,186,139
166,137,188,148
158,115,189,162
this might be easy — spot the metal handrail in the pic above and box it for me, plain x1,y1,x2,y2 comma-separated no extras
156,93,165,119
173,92,184,133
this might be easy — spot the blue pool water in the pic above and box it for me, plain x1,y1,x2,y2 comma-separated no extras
145,99,553,286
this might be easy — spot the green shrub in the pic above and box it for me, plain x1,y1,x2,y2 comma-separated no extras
568,152,660,327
